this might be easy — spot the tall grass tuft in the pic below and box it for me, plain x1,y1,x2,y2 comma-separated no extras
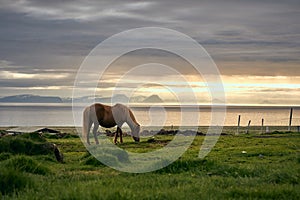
2,155,51,175
0,168,33,195
0,152,11,161
0,133,54,155
81,152,105,166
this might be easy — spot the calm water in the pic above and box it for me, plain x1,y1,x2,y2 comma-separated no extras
0,103,299,127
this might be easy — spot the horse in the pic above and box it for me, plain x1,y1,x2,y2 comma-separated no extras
83,103,140,145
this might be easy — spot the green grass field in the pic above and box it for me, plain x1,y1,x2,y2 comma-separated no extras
0,128,299,199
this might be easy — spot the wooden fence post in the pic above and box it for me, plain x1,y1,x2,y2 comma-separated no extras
237,115,241,135
261,118,264,134
246,120,251,134
288,108,293,131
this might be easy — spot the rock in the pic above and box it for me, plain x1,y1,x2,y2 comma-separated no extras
52,144,64,163
196,131,204,136
147,137,156,143
157,129,179,135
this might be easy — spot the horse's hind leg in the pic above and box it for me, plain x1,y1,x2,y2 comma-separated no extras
118,127,123,143
114,129,119,144
86,121,92,145
92,123,99,145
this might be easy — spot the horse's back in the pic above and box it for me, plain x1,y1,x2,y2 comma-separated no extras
91,103,117,128
112,103,127,111
87,103,133,127
111,103,131,125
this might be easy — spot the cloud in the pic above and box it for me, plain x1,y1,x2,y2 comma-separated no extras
0,60,74,88
0,0,157,21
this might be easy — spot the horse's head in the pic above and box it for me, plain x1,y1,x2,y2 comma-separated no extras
132,125,140,142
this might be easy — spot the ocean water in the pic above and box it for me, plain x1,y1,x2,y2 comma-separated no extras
0,103,299,128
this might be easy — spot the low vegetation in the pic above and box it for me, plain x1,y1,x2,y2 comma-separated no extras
0,128,299,199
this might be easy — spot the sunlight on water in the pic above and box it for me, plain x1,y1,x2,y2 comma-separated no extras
0,103,299,127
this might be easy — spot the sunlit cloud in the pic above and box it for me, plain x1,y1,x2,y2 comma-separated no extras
1,71,35,79
0,71,69,80
29,86,62,90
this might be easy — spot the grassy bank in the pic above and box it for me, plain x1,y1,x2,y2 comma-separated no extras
0,128,299,199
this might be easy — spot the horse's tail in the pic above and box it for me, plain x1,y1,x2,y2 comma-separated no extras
82,106,92,144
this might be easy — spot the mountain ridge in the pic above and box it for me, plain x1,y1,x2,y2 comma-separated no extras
0,94,63,103
0,94,164,104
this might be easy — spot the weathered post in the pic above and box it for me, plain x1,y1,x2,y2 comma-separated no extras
288,108,293,131
237,115,241,135
246,120,251,134
261,118,264,134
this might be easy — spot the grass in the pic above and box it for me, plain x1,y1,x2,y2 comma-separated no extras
0,132,54,155
0,168,34,195
0,128,299,199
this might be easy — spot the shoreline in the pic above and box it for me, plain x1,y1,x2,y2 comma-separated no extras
1,125,299,135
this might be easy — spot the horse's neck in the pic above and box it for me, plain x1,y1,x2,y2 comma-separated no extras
127,118,138,131
112,104,138,130
125,111,138,131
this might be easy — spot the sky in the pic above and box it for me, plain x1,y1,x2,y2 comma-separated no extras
0,0,299,105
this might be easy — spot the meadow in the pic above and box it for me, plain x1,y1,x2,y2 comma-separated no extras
0,127,299,199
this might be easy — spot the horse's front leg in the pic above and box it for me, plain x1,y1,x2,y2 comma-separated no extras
118,127,123,143
92,123,99,145
114,129,119,144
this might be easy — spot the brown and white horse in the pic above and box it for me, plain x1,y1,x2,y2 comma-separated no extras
83,103,140,145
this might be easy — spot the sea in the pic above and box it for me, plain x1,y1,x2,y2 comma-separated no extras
0,103,299,128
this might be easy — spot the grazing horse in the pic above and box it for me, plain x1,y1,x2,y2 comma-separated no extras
83,103,140,145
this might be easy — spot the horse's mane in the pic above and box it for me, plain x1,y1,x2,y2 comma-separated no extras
128,109,139,126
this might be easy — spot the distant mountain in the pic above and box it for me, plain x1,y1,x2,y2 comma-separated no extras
0,94,63,103
142,95,163,103
64,96,95,103
69,94,129,103
129,95,147,103
0,94,164,104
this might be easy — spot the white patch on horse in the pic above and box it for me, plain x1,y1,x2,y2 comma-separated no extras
112,103,128,127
